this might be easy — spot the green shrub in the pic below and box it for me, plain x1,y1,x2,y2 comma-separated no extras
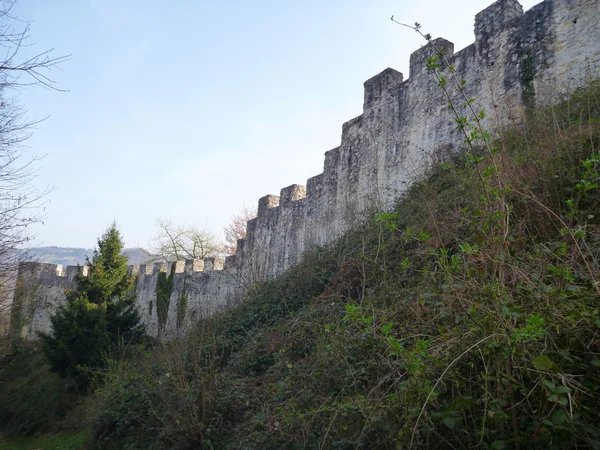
0,342,83,436
39,224,144,388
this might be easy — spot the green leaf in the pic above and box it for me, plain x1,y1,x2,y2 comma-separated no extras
381,322,395,336
551,409,567,425
533,355,555,370
590,360,600,367
555,386,572,394
491,440,506,450
443,417,456,428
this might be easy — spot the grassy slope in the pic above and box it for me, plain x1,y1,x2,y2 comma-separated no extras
0,432,88,450
0,342,91,449
1,82,599,449
89,82,600,449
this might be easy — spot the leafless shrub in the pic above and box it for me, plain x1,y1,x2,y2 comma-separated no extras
0,0,69,335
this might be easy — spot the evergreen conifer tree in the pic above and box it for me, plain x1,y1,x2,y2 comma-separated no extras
40,223,144,386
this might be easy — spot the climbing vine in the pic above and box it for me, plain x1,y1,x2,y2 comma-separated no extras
156,264,175,330
176,276,188,329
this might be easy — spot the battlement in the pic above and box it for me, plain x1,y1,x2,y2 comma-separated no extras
203,257,215,271
224,255,236,269
409,38,455,79
135,257,229,276
17,262,89,282
324,147,341,173
363,68,404,110
17,255,233,287
257,194,280,218
185,259,203,273
280,184,306,207
475,0,524,43
306,174,324,198
237,0,599,288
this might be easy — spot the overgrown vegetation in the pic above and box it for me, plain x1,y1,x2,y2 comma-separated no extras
0,431,89,450
0,342,85,437
1,81,599,449
85,80,600,449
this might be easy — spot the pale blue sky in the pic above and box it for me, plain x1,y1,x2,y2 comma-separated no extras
14,0,540,249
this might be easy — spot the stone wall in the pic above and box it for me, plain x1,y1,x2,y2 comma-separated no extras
9,258,239,340
10,0,600,340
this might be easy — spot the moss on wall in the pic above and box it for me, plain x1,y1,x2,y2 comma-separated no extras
8,279,25,338
9,278,42,339
176,277,188,329
156,264,175,331
519,51,536,107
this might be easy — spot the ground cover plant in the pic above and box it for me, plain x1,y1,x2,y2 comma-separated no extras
0,341,84,437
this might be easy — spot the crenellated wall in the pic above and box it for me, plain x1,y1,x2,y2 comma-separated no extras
10,257,239,340
10,0,600,340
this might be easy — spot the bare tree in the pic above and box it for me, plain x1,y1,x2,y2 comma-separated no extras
0,1,69,334
222,205,257,255
150,218,222,262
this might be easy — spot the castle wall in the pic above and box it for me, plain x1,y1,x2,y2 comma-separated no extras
11,0,600,340
9,263,81,339
238,0,600,280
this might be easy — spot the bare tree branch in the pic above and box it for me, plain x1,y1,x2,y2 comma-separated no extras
0,0,68,334
150,219,222,262
222,205,256,255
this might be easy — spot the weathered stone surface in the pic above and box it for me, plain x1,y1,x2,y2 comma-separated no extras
10,0,600,340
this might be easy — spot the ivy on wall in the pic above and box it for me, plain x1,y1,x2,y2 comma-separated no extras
176,276,188,329
9,278,42,339
156,264,175,330
519,50,536,107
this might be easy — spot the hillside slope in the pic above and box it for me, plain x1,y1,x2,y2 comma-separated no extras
1,83,599,450
86,81,600,449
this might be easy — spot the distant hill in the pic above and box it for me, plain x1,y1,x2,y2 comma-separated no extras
22,247,159,266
